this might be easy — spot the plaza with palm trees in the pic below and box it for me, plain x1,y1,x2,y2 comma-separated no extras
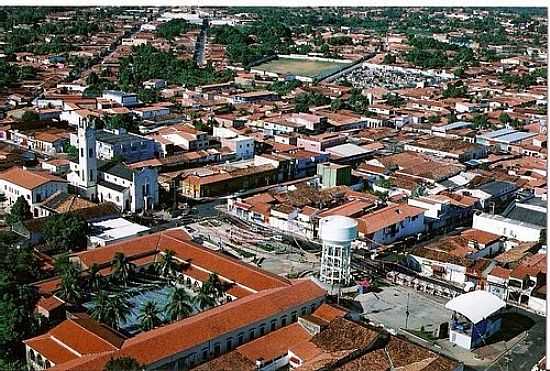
65,249,231,336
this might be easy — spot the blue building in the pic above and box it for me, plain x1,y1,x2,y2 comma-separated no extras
445,291,505,349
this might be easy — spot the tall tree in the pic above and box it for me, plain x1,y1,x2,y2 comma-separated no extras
157,250,178,278
57,261,84,305
165,288,193,321
194,284,217,310
43,213,89,252
87,263,103,292
138,301,162,331
90,291,132,330
6,196,32,226
111,253,135,286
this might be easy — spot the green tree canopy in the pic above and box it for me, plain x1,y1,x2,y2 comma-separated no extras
156,19,193,40
165,287,193,321
138,301,162,331
6,196,32,226
43,213,89,253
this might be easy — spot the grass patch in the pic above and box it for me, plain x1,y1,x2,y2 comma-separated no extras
233,247,256,259
408,329,437,342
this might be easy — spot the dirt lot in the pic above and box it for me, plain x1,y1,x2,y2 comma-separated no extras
254,57,349,78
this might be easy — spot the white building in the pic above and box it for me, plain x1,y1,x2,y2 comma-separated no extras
357,204,426,247
96,161,159,213
473,212,544,242
102,90,139,107
67,116,159,212
0,166,68,217
220,135,255,160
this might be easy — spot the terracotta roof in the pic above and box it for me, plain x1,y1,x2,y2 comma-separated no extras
51,279,325,370
460,228,501,245
37,295,65,312
510,254,547,279
357,204,424,235
25,315,125,365
311,304,347,323
318,199,375,218
191,351,256,371
237,323,310,363
0,166,66,189
489,266,512,280
24,336,80,365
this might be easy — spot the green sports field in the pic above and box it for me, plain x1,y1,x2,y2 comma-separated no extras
254,57,350,78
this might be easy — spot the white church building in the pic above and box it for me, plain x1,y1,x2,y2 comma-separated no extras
67,112,159,213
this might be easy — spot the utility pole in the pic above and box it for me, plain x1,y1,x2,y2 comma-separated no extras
405,293,410,329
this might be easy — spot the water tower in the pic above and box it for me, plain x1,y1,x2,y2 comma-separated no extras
319,216,358,285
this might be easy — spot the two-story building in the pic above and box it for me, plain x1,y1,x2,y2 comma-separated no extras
0,166,68,217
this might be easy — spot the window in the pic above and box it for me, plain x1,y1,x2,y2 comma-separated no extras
291,311,297,322
271,319,277,331
80,148,84,157
281,315,287,326
213,343,220,355
259,325,265,336
89,148,93,157
226,337,233,350
202,349,208,361
238,332,244,345
301,307,307,315
248,328,255,341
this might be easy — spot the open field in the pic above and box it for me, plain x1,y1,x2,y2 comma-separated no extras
254,57,349,78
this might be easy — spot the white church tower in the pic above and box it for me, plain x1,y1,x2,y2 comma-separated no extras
71,112,98,199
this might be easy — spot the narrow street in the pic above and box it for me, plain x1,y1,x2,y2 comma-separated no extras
193,18,208,66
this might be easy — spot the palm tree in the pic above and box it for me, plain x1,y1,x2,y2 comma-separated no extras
194,286,217,311
87,263,103,292
165,288,193,321
58,263,84,304
112,252,135,286
138,301,162,331
157,250,178,278
206,273,225,298
91,291,133,330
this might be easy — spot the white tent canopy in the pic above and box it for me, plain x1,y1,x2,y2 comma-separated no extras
445,290,506,324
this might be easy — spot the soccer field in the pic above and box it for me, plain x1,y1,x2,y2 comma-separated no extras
254,57,350,78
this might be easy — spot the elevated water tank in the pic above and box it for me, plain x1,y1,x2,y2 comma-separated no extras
319,216,358,285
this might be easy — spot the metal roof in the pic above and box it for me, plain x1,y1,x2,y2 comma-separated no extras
445,291,505,324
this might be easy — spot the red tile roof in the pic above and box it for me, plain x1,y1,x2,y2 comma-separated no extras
237,323,311,363
25,336,80,365
49,279,325,370
357,204,424,235
460,228,501,245
0,166,66,189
